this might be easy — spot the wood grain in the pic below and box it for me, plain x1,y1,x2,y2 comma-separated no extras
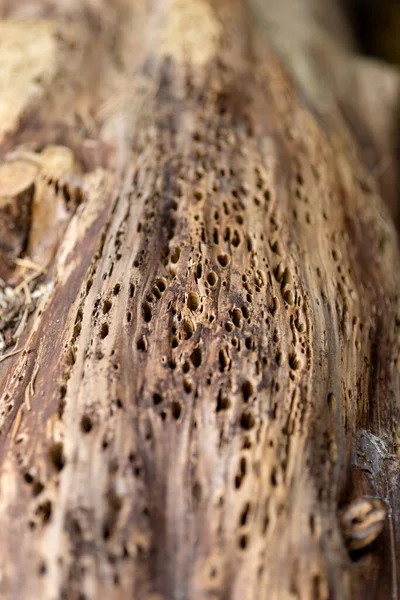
0,1,399,599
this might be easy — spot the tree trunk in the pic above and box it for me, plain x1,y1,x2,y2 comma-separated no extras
0,1,400,599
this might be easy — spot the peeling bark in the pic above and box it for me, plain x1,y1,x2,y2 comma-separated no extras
0,2,400,599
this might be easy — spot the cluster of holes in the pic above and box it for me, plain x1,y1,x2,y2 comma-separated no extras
136,277,168,349
275,264,295,306
25,86,339,588
78,99,315,566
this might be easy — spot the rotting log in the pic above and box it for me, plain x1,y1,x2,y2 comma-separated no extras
0,1,400,599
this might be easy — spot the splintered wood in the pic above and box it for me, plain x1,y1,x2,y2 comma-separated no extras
0,1,399,599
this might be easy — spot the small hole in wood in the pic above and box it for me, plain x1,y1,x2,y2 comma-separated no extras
187,292,200,311
153,393,163,405
48,442,65,471
207,272,218,286
142,302,152,323
217,254,230,267
242,380,254,402
103,299,112,314
240,412,255,430
171,401,182,420
81,414,93,433
100,323,109,339
137,337,147,352
190,347,202,368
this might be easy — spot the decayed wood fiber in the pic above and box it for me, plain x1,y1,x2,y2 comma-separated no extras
0,1,400,599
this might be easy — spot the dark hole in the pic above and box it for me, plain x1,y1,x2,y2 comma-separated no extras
153,393,163,406
103,299,112,314
81,414,93,433
238,534,248,550
100,323,109,339
240,412,255,430
217,254,230,267
216,390,231,412
187,292,200,311
171,401,182,420
190,347,202,368
137,337,147,352
242,380,254,402
142,301,152,323
49,442,65,471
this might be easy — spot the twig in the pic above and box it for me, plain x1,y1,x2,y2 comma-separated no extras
24,384,31,411
388,508,398,600
30,362,40,395
13,308,28,339
23,282,32,305
14,257,46,273
13,271,43,295
0,344,22,363
11,406,23,443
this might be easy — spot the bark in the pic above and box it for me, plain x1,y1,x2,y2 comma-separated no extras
0,1,400,599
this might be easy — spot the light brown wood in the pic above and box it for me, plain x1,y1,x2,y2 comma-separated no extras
0,1,400,599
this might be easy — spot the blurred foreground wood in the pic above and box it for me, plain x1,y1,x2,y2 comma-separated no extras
0,1,400,599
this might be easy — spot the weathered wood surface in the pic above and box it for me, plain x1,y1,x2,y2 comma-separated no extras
0,1,400,599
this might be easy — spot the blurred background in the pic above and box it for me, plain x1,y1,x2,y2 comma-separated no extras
344,0,400,65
